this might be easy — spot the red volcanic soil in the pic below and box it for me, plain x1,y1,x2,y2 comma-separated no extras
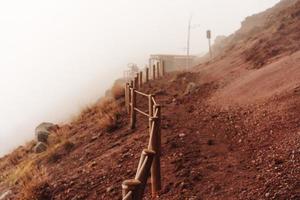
1,0,300,199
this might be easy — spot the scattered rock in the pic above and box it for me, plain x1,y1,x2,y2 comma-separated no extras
106,186,113,193
265,192,270,198
36,131,49,143
36,122,56,132
0,190,12,200
33,142,48,153
35,122,56,143
184,82,198,95
179,133,186,138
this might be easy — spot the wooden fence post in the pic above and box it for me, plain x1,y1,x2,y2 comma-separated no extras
157,62,160,78
129,80,133,115
148,58,152,77
135,73,139,90
130,86,136,129
148,114,161,196
150,104,162,196
135,149,155,199
125,83,130,113
145,67,149,83
139,71,143,87
161,60,165,76
122,179,141,200
152,64,156,80
148,94,154,133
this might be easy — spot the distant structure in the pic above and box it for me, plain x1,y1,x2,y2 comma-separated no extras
123,63,139,81
149,54,197,72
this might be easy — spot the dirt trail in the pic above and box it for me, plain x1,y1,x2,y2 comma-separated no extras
0,1,300,199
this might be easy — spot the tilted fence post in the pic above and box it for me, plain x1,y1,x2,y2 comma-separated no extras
122,179,141,200
135,149,155,199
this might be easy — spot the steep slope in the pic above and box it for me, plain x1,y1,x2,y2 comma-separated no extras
0,0,299,200
196,0,300,106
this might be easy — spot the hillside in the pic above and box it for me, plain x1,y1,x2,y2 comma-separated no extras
0,0,300,199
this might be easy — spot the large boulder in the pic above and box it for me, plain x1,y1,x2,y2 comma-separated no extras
33,142,47,153
35,122,56,143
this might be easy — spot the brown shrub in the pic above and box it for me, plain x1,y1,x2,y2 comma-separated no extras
20,169,52,200
96,97,122,132
110,83,125,100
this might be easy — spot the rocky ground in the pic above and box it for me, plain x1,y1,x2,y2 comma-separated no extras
0,0,299,199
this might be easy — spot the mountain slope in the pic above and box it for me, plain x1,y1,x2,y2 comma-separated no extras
0,0,299,199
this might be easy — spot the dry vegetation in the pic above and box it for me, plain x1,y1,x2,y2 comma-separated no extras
0,81,125,199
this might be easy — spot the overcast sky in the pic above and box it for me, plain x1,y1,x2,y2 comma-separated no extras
0,0,280,156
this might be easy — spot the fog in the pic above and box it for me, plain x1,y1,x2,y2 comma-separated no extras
0,0,280,156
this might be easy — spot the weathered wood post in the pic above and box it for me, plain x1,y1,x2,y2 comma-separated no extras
148,114,161,196
139,71,143,87
122,179,141,200
148,58,152,77
161,60,165,76
135,73,139,90
157,62,160,78
125,83,130,113
130,84,137,129
129,80,133,115
135,149,155,199
145,67,149,83
152,64,156,80
148,94,154,132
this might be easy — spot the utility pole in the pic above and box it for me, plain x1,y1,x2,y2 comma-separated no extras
186,15,192,70
186,15,200,70
207,30,212,59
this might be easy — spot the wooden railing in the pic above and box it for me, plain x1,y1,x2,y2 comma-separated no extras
122,60,165,200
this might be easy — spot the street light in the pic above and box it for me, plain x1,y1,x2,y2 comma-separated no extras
207,30,212,59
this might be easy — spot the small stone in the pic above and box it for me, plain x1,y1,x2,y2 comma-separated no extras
265,192,270,198
179,133,186,138
33,142,47,153
184,82,198,95
106,186,113,193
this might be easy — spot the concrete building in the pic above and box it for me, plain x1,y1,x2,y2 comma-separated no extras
149,54,197,72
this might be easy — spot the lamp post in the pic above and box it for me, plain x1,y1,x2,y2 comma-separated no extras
207,30,212,59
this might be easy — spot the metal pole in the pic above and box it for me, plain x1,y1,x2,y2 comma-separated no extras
186,15,192,70
208,38,212,59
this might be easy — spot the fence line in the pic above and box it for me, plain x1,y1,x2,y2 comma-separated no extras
122,61,165,199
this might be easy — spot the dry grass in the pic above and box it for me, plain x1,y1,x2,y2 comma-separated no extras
0,79,126,198
19,168,52,200
111,82,125,100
